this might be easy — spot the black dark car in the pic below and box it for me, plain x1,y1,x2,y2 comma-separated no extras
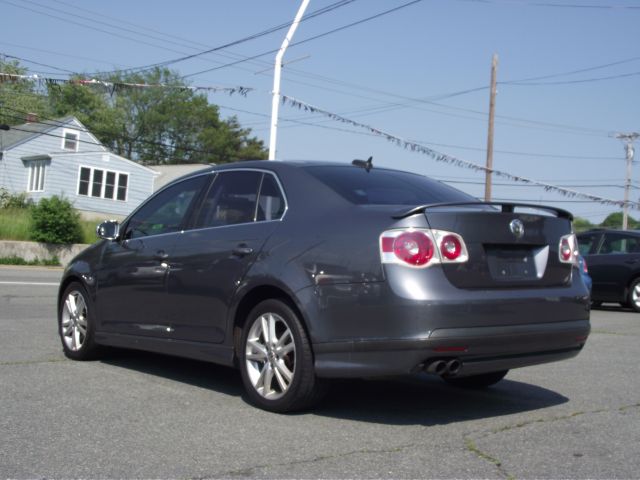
577,228,640,311
58,161,590,412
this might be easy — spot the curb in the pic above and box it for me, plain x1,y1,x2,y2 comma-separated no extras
0,240,90,267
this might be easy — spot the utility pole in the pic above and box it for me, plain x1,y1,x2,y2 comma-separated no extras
484,54,498,201
615,132,639,230
268,0,311,160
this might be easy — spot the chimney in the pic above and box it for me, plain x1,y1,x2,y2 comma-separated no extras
26,113,38,123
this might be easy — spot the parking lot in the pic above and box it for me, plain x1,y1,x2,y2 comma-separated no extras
1,265,639,479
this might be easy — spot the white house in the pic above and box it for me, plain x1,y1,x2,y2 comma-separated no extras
0,116,157,218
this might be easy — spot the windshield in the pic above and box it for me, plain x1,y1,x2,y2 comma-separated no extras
304,165,476,206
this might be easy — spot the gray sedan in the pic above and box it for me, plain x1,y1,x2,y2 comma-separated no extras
58,160,590,412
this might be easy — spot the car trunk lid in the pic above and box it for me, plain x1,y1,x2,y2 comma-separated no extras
397,203,575,289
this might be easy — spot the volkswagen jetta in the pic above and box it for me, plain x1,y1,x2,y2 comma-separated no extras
58,160,590,412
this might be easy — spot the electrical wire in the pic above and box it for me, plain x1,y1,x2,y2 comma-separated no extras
96,0,358,76
182,0,424,78
0,40,135,69
506,70,640,86
2,0,624,138
1,53,77,74
1,110,237,157
457,0,640,10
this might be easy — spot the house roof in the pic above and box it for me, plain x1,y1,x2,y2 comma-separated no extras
151,164,211,190
0,116,76,150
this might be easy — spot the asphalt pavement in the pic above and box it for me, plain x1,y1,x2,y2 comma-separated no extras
0,266,638,479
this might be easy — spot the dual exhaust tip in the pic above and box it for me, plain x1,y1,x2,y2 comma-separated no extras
425,358,462,376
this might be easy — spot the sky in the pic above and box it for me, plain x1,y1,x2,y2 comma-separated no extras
1,0,639,224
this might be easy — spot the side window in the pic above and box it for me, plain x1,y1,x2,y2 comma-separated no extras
577,234,600,255
195,171,262,228
257,174,286,221
125,175,208,239
599,233,640,254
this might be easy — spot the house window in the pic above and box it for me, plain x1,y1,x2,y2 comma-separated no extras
62,129,79,151
27,160,47,192
117,174,128,201
91,169,103,197
78,167,91,196
77,166,129,201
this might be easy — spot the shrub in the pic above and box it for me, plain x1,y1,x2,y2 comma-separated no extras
0,187,32,209
30,196,83,244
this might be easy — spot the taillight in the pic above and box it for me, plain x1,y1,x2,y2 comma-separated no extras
392,231,434,266
582,257,588,274
440,234,462,260
380,229,468,268
559,233,579,266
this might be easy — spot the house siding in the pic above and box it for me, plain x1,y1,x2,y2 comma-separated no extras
0,118,157,217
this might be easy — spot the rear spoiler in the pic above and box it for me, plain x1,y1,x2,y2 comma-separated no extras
393,202,574,221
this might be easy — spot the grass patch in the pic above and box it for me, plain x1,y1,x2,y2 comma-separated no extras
0,207,98,244
79,219,98,244
0,255,61,266
0,207,32,241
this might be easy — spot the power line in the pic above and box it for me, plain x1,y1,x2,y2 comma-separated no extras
156,100,623,163
281,94,632,207
0,41,132,69
1,109,235,157
0,0,195,60
96,0,358,76
502,55,640,84
2,1,623,138
442,179,639,189
1,53,77,74
458,0,640,10
182,0,424,78
507,70,640,86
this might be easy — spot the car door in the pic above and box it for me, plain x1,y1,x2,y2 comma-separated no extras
96,174,211,336
587,232,640,302
166,170,287,343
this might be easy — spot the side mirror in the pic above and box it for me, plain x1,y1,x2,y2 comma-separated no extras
96,220,120,241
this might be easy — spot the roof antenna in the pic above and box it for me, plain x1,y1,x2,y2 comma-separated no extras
352,156,373,172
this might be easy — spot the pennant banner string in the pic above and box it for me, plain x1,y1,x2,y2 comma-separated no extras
0,72,252,96
281,94,633,209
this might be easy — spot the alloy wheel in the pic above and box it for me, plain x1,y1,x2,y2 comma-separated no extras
244,312,296,400
61,290,88,352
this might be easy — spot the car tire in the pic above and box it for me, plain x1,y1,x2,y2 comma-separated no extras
443,370,508,389
627,278,640,313
591,301,602,309
58,282,102,360
239,299,326,413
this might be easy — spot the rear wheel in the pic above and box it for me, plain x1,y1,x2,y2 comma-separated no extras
443,370,508,389
628,279,640,312
59,282,101,360
239,299,326,413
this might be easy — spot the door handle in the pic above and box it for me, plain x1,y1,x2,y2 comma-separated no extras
232,245,254,257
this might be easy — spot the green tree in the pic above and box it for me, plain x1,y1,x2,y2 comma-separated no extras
0,58,51,126
600,212,640,230
573,217,595,232
48,67,267,164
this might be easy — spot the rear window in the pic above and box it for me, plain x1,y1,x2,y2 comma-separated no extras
304,166,475,205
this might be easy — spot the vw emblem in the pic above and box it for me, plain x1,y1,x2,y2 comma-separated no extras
510,219,525,239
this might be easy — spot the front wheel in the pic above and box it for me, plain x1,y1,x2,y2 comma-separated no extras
239,299,326,413
627,278,640,312
58,282,102,360
443,370,508,389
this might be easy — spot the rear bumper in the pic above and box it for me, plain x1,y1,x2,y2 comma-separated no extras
302,267,590,378
313,319,589,378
